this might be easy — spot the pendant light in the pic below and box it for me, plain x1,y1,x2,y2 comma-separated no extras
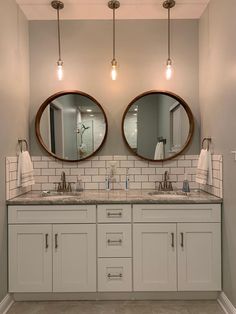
163,0,175,80
51,1,64,81
108,0,120,81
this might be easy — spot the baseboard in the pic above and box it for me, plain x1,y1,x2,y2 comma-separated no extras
218,292,236,314
0,294,14,314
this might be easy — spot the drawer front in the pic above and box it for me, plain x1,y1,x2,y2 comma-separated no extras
97,204,131,223
98,258,132,292
98,224,131,257
133,204,221,223
8,205,96,224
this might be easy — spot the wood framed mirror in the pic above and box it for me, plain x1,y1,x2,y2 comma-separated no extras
35,91,108,162
122,90,194,162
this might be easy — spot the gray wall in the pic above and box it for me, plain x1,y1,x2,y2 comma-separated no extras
29,19,200,156
199,0,236,307
0,0,29,302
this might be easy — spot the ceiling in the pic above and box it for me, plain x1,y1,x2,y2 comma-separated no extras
16,0,210,20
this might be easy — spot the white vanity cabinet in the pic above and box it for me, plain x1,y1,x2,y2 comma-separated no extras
8,205,96,293
133,204,221,292
8,201,222,296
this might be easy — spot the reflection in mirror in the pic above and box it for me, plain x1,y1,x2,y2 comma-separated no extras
123,91,194,161
36,92,107,161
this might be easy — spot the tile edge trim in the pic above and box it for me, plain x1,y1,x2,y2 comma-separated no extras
0,294,14,314
218,292,236,314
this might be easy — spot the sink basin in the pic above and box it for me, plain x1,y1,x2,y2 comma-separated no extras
148,191,188,197
41,191,82,198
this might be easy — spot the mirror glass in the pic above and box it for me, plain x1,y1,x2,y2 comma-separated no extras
36,92,107,161
123,91,194,161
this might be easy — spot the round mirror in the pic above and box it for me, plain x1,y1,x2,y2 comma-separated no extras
35,91,108,162
122,91,194,162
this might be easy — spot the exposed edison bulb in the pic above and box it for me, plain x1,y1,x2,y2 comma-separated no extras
165,59,173,80
57,60,64,81
111,59,118,81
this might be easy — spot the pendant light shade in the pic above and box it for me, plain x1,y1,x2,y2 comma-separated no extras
51,1,64,81
108,0,120,81
163,0,175,80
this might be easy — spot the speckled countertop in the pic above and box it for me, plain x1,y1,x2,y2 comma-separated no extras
7,189,222,205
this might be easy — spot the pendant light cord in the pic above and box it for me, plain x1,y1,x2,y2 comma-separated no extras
168,6,171,60
57,7,62,61
113,5,116,61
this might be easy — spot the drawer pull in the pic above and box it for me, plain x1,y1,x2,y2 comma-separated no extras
107,212,122,218
171,232,174,248
107,239,122,245
180,232,184,248
107,273,123,279
55,234,58,249
45,233,49,249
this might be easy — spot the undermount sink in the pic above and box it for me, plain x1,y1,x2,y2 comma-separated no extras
148,190,189,197
41,191,82,198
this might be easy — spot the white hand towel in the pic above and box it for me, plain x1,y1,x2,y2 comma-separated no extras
154,142,164,160
196,149,213,185
17,151,35,188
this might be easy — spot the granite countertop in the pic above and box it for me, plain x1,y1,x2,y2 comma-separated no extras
7,189,222,205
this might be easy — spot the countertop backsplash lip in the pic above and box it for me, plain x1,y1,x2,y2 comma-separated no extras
6,154,223,201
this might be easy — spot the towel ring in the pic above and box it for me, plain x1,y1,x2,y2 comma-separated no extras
202,138,211,151
18,139,29,152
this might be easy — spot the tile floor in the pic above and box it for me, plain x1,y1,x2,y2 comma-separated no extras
7,300,224,314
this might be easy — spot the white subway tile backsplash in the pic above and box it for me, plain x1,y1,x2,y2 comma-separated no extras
129,168,141,175
84,182,99,190
134,160,148,168
34,169,41,176
41,168,54,176
6,154,223,199
34,161,48,169
177,160,192,167
36,176,49,183
92,160,106,168
142,168,156,175
120,160,134,168
85,168,99,175
114,156,127,161
70,168,85,176
134,175,149,182
142,182,155,189
170,168,185,175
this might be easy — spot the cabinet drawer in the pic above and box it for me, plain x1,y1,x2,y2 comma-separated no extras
8,205,96,224
98,258,132,292
97,204,131,223
98,224,131,257
133,204,221,223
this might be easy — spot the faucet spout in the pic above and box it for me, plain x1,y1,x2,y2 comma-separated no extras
61,171,67,190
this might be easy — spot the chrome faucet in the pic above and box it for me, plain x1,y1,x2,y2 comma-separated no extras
156,171,175,191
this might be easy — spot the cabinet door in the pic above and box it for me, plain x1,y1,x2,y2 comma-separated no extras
9,224,52,292
53,224,96,292
178,223,221,291
133,224,177,291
